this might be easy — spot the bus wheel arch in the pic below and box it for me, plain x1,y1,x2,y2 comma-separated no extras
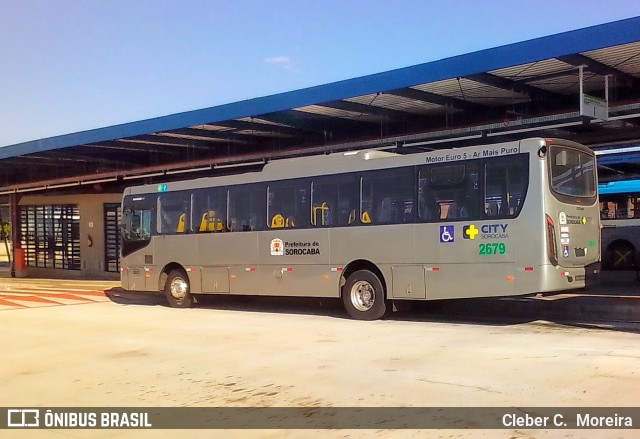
160,263,193,308
340,260,388,320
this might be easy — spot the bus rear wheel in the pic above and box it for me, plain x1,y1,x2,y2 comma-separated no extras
164,269,193,308
342,269,387,320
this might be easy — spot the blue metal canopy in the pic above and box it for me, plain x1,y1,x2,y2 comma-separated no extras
2,16,640,192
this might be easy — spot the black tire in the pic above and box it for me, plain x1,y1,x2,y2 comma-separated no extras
342,269,387,320
164,269,193,308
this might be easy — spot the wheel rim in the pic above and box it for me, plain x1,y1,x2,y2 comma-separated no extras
169,277,188,300
350,280,375,311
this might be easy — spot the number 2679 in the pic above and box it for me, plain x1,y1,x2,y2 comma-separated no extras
479,242,506,255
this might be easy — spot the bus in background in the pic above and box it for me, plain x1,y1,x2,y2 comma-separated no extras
115,138,600,320
599,179,640,270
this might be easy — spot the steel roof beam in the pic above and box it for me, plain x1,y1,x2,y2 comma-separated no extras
85,142,180,154
213,119,303,137
116,135,216,150
465,72,564,104
6,150,132,177
74,146,175,165
163,128,251,144
1,157,63,166
557,54,640,88
318,100,408,120
256,110,376,135
243,112,325,136
385,87,487,113
516,69,588,88
19,153,92,163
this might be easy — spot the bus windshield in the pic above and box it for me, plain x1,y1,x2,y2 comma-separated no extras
549,146,596,198
122,207,152,241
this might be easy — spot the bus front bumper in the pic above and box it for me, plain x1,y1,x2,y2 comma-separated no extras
539,263,598,292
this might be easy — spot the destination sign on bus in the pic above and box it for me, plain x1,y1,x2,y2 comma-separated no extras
425,145,521,163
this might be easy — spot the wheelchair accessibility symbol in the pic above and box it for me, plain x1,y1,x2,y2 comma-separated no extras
440,226,455,243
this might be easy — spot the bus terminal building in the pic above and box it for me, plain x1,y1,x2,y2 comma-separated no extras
2,17,640,280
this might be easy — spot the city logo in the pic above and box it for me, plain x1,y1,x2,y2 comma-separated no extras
270,238,284,256
463,224,509,240
463,224,479,240
439,226,455,243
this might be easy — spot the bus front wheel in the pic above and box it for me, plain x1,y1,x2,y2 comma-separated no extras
342,269,387,320
164,269,193,308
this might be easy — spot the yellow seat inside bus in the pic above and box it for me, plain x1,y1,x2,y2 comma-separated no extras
176,213,186,233
312,202,330,226
271,214,295,228
199,211,225,232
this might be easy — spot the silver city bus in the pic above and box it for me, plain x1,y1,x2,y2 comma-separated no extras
117,138,600,320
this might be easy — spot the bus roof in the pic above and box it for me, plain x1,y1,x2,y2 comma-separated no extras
125,137,576,195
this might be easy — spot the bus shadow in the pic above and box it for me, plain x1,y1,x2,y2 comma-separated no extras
194,294,346,318
394,296,640,334
105,288,640,334
105,288,165,306
196,293,640,334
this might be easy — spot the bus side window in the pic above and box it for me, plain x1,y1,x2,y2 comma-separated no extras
446,201,459,219
192,188,226,233
484,155,528,219
311,174,358,226
361,168,414,225
267,180,309,229
377,197,394,223
228,185,265,232
418,177,440,222
424,163,479,221
486,201,499,217
159,193,189,234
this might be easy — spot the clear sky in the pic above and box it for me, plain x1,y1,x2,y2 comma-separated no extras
1,0,640,147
